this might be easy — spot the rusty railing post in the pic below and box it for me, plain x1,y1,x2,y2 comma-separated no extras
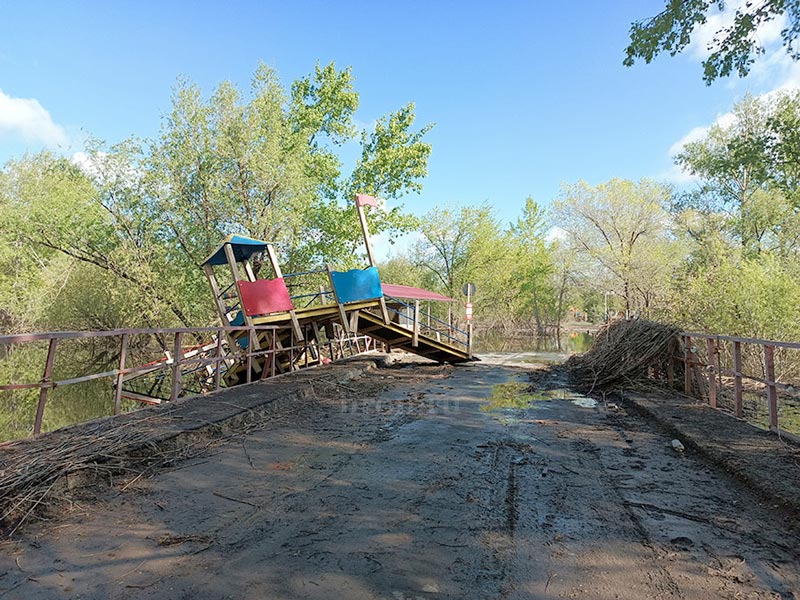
706,338,717,408
170,331,184,402
33,338,58,436
764,344,778,431
113,333,128,416
733,340,743,418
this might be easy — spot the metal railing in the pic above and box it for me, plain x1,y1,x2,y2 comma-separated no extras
384,295,471,353
0,325,379,438
674,331,800,442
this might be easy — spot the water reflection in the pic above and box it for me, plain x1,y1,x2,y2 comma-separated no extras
474,331,594,354
482,382,597,414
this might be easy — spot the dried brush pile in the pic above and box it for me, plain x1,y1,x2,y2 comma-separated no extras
566,319,682,392
0,410,208,538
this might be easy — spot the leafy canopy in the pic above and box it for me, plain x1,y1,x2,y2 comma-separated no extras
624,0,800,83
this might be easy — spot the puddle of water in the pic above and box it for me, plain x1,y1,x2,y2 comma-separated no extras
571,397,598,408
482,383,597,415
481,382,537,412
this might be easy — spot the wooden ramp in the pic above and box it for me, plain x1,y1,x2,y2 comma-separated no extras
353,310,474,363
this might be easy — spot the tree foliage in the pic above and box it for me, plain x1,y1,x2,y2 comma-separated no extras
0,62,432,332
624,0,800,83
552,179,677,315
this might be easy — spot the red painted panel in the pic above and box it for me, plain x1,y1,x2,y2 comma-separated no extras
237,278,294,316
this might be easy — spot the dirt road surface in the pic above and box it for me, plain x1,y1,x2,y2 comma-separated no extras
1,358,798,599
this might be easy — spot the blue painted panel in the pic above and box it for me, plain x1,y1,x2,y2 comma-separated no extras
330,267,383,304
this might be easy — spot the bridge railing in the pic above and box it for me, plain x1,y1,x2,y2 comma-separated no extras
675,331,800,442
0,325,379,440
383,295,471,353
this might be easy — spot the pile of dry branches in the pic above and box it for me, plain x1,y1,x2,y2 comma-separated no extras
0,410,203,537
0,359,396,537
566,319,681,392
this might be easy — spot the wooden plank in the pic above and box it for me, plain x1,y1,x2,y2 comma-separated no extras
113,334,128,416
33,338,58,436
356,198,376,267
706,338,717,408
764,345,778,431
733,341,743,418
170,332,184,402
684,335,692,396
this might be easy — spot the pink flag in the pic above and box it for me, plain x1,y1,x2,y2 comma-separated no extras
355,194,378,208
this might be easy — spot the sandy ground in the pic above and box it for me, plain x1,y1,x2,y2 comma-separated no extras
1,358,798,599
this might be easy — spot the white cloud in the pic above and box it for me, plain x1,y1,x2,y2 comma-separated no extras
689,1,786,62
545,226,568,243
657,163,701,186
71,151,100,177
0,89,68,148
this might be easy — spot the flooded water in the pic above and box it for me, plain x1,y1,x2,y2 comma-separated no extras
474,331,594,355
481,376,597,419
474,331,594,368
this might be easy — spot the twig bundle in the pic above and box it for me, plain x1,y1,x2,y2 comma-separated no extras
566,319,681,392
0,410,193,537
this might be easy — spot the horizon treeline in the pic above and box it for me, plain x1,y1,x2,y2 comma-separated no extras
2,69,800,344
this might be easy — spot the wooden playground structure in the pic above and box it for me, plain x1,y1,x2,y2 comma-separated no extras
120,194,475,402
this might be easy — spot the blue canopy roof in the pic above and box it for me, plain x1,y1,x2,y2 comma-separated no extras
201,234,272,267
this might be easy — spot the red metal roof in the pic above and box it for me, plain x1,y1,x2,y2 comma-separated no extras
381,283,454,302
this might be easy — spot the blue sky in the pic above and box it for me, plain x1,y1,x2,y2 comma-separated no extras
2,0,798,232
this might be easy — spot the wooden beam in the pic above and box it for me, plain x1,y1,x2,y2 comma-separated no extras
355,195,376,267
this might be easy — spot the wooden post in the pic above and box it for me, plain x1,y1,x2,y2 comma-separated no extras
243,259,257,282
326,263,350,333
355,195,377,267
270,331,277,378
764,344,778,431
113,334,128,415
412,300,420,348
170,331,184,402
379,297,390,324
204,265,238,352
733,341,743,418
224,244,250,349
246,328,253,384
684,335,692,396
33,338,58,436
706,338,717,408
266,244,302,340
214,332,222,392
289,328,295,371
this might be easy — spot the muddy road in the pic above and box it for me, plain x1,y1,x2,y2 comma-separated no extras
1,359,798,599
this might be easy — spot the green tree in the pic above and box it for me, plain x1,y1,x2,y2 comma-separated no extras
510,197,554,334
552,179,676,315
1,62,432,331
624,0,800,83
413,203,514,326
675,92,800,258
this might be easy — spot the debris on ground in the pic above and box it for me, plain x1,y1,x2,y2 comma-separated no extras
565,319,681,392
